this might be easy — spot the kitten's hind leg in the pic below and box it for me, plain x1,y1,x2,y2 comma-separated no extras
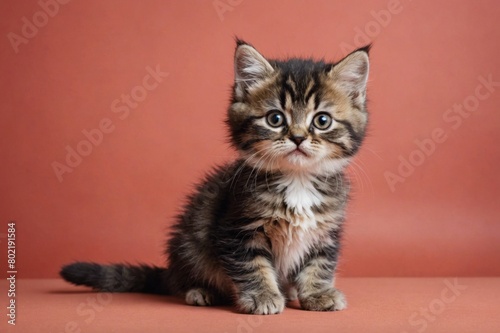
185,286,234,307
287,285,298,301
185,288,215,306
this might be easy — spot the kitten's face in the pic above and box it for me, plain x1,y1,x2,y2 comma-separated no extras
228,41,370,174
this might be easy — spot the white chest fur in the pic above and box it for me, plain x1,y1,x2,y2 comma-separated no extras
276,172,324,226
266,173,328,279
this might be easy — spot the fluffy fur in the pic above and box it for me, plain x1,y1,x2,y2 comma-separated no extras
61,39,370,315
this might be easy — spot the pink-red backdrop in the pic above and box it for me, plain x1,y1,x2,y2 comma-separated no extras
1,0,499,278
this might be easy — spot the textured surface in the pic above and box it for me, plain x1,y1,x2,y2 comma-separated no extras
1,0,499,278
2,278,499,333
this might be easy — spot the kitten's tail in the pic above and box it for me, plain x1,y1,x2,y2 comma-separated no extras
60,262,170,295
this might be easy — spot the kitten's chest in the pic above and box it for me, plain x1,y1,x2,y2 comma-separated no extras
264,174,329,278
264,217,327,280
276,172,324,224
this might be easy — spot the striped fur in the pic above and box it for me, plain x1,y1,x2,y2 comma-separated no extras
60,39,370,315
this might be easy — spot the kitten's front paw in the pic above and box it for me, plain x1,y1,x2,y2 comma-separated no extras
300,288,347,311
238,291,285,315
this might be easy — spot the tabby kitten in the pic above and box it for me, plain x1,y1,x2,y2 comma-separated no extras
61,39,370,315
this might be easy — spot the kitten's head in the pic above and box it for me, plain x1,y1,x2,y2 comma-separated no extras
227,39,370,174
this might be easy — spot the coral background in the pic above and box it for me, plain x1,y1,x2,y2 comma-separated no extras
1,0,499,278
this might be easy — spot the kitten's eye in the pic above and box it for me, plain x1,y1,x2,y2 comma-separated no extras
266,111,285,128
312,113,332,130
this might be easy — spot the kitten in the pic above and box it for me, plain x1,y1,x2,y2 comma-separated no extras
61,39,370,315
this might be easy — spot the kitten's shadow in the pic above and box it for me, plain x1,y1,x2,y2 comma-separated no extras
49,289,235,312
50,289,186,305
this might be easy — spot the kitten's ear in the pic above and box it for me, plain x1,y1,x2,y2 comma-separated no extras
328,46,370,104
234,40,274,95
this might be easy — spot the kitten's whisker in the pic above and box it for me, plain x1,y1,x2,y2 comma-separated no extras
245,148,272,191
364,146,384,161
252,149,276,191
229,147,269,190
348,158,374,195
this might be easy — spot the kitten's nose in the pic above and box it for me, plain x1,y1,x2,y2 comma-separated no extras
291,135,306,146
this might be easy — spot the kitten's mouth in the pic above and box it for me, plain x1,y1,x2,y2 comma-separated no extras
288,148,309,157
